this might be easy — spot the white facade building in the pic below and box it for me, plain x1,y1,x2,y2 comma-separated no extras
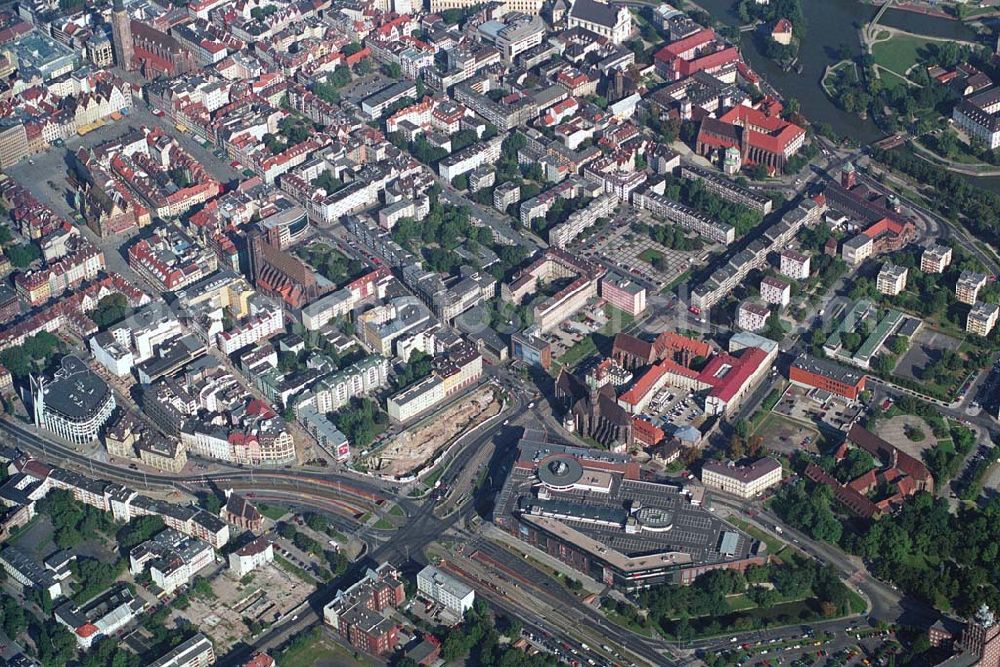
701,458,782,499
228,537,274,577
736,301,770,332
417,565,475,617
32,356,116,444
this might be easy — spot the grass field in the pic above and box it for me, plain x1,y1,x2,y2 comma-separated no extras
726,593,757,612
279,630,372,667
877,67,912,91
639,247,665,265
257,502,289,521
556,335,597,369
872,34,934,77
554,304,633,371
602,605,656,637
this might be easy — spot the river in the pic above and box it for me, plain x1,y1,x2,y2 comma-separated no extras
693,0,980,142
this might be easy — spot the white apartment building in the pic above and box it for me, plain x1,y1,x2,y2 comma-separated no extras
779,249,810,280
300,290,353,331
387,375,444,422
216,302,283,354
417,565,475,617
968,301,1000,337
548,194,618,248
129,528,215,595
0,546,63,600
876,263,908,296
148,633,216,667
841,234,873,266
701,458,782,499
957,270,989,305
439,136,503,181
920,244,952,274
736,301,770,332
760,276,790,306
308,356,390,414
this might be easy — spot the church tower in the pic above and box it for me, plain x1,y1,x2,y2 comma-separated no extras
841,161,857,190
111,0,134,71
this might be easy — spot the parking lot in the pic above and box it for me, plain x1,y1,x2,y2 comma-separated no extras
643,386,706,431
755,411,822,457
574,214,713,292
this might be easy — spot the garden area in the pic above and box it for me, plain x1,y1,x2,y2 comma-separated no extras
390,192,529,281
295,242,367,286
773,441,1000,616
636,558,861,640
825,38,968,135
554,304,635,371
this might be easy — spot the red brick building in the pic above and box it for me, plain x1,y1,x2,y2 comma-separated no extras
963,605,1000,667
653,28,740,81
696,105,806,173
322,563,405,656
221,491,263,533
789,353,867,400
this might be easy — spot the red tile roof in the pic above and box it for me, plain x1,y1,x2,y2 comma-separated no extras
772,18,793,34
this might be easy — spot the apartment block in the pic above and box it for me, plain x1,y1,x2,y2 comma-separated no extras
600,272,647,316
876,263,908,296
129,528,215,595
736,301,770,332
968,301,1000,336
323,563,405,656
779,249,810,280
228,537,274,577
148,633,216,667
957,270,989,305
679,165,773,214
760,276,790,306
416,565,475,618
920,244,952,274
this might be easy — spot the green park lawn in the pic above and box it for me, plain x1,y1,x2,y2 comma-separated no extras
872,35,934,77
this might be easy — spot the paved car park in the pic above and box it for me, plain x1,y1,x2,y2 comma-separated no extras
574,214,713,293
643,387,706,431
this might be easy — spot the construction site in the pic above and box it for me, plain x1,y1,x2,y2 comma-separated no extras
366,386,502,478
171,559,313,652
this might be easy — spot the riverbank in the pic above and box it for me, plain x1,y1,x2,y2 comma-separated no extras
910,138,1000,176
